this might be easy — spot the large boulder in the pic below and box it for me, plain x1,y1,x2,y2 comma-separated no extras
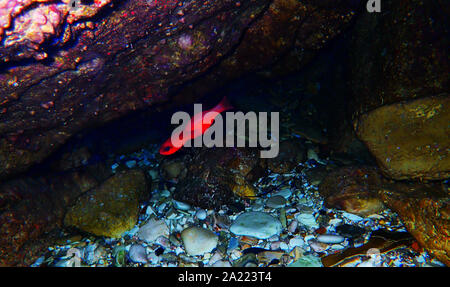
355,96,449,180
64,169,148,238
350,0,449,180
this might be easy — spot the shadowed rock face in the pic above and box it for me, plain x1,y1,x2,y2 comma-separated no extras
0,0,360,180
0,163,112,266
350,0,449,180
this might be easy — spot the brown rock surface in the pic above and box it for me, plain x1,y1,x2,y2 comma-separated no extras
173,147,265,210
318,166,386,216
173,0,359,106
379,183,449,266
355,96,449,180
64,169,148,238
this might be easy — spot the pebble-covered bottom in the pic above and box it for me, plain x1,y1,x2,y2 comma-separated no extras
31,145,445,267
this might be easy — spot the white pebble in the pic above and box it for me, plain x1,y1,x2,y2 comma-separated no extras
147,252,160,264
341,212,364,222
279,242,289,251
230,211,282,239
270,242,281,250
181,227,218,256
288,220,298,233
208,252,224,266
195,209,207,220
137,219,169,243
173,199,191,211
289,237,304,248
296,213,319,229
317,234,345,244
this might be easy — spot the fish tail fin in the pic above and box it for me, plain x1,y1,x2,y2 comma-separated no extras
215,96,234,113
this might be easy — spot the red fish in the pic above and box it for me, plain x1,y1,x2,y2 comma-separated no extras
159,96,233,155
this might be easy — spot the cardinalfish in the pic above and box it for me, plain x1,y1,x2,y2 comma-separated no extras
159,96,234,155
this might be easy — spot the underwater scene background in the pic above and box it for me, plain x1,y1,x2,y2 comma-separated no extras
0,0,448,267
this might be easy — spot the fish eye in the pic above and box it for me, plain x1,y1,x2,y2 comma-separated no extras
163,146,171,152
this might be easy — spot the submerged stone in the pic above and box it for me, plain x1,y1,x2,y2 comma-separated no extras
230,211,282,239
64,170,147,238
181,227,218,256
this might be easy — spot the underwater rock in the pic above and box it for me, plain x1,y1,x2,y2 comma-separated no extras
160,160,187,182
318,166,386,216
137,218,169,244
0,167,104,266
316,234,345,244
128,244,148,264
173,147,264,210
355,96,450,181
64,170,148,238
0,0,114,62
266,195,287,209
54,146,92,172
180,226,218,256
267,139,306,174
378,182,450,266
173,0,359,105
350,0,449,180
230,211,282,239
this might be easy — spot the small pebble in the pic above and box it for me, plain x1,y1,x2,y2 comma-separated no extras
341,212,364,222
125,160,137,168
288,220,298,233
289,237,304,248
160,190,171,197
266,195,287,209
147,252,160,264
288,254,323,267
128,244,148,264
296,213,319,229
173,200,191,211
181,227,218,256
195,209,207,220
137,219,169,243
316,234,345,244
272,189,292,199
230,212,282,239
